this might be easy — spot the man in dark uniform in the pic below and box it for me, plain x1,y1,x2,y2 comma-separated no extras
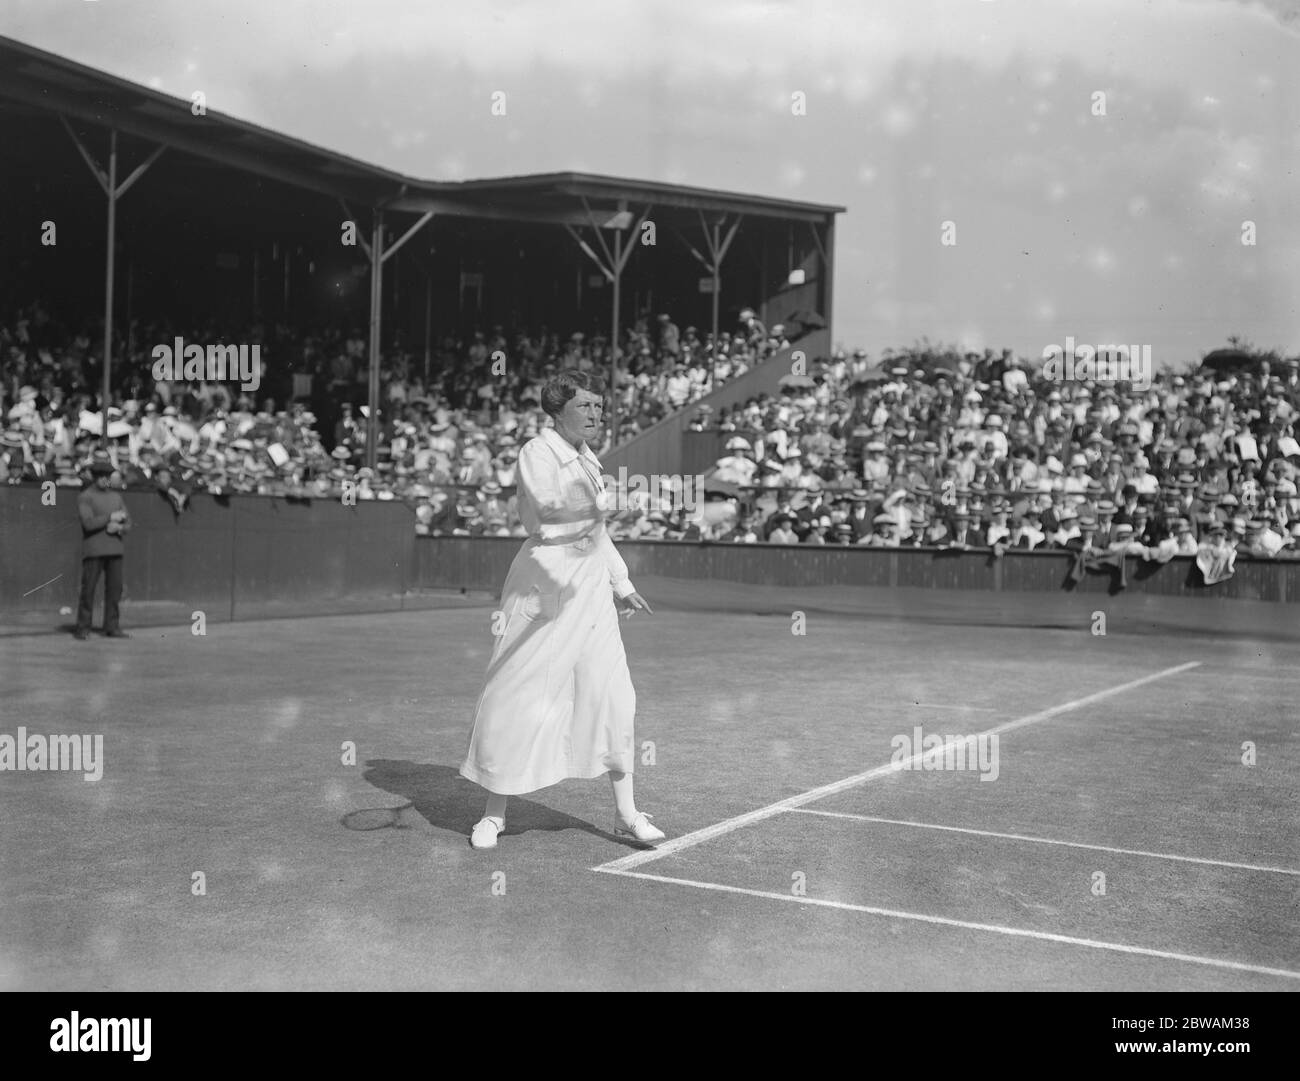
75,450,132,640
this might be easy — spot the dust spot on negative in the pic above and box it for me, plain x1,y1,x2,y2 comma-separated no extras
256,859,286,883
321,779,350,806
263,699,302,742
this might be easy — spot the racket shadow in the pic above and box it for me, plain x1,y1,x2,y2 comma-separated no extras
354,759,640,848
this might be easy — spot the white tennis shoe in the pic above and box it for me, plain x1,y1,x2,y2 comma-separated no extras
614,811,665,844
470,816,505,849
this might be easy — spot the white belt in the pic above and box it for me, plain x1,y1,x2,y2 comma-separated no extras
534,532,597,551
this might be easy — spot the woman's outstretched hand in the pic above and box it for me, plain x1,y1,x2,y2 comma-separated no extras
617,592,654,618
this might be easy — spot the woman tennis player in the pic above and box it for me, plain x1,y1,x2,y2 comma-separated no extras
459,369,664,850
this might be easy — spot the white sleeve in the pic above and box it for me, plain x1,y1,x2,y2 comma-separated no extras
597,528,637,599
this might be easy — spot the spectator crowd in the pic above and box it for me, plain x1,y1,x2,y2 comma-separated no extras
4,301,1299,561
686,345,1300,562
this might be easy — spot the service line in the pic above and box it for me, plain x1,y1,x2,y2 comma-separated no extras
594,661,1202,873
790,809,1300,877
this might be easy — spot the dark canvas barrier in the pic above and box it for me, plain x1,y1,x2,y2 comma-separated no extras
6,481,1294,627
225,495,415,611
0,485,416,621
411,536,1300,604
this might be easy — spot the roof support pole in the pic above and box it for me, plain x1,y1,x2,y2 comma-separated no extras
564,221,618,446
698,211,741,393
366,210,383,470
62,120,164,445
564,225,614,282
101,128,116,447
565,203,650,449
356,206,433,468
424,273,433,389
579,197,617,275
381,211,434,265
710,220,720,393
340,199,372,260
607,205,651,447
610,225,622,446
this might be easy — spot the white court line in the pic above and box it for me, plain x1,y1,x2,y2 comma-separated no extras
595,660,1202,873
601,868,1300,982
789,810,1300,877
912,703,996,711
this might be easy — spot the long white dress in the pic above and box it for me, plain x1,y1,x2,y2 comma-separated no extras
459,427,639,795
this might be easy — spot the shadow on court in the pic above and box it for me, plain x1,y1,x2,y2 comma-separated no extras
350,760,642,849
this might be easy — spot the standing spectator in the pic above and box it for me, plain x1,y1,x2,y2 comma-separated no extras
738,308,766,347
75,450,132,640
657,313,681,358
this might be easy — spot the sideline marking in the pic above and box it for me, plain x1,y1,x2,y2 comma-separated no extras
595,661,1202,873
599,868,1300,982
790,810,1300,877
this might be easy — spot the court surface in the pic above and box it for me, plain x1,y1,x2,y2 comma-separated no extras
1,579,1297,990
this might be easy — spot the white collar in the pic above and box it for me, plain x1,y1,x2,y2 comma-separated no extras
539,425,600,470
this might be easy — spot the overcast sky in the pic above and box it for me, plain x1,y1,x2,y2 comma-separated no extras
6,0,1299,366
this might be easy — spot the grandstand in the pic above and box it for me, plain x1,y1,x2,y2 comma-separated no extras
0,35,840,463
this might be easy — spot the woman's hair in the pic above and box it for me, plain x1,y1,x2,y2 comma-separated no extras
540,369,605,418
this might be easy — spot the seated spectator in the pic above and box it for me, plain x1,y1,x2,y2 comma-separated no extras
767,513,799,544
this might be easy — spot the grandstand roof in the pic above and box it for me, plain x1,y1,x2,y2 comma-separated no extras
0,35,843,226
431,172,843,222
